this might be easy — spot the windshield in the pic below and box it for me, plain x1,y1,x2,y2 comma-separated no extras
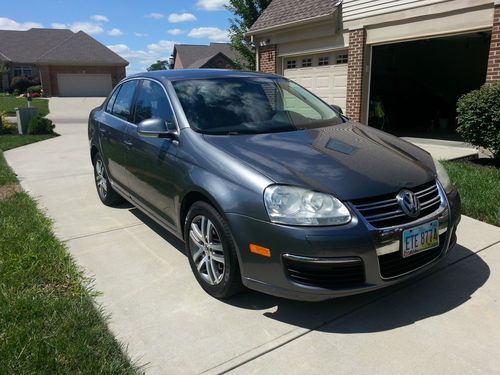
172,77,343,135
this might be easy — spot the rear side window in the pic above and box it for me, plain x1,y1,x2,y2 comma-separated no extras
112,80,138,121
134,80,174,124
105,87,120,113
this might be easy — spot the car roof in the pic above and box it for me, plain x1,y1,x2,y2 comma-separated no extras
126,69,280,82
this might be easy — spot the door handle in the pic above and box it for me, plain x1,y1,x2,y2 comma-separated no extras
123,140,133,149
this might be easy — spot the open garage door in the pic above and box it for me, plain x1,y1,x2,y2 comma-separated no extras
57,74,112,97
368,32,491,139
285,64,347,113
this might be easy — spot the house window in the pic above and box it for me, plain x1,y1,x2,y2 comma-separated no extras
336,54,348,64
302,58,312,67
318,57,329,66
286,60,297,69
13,67,33,77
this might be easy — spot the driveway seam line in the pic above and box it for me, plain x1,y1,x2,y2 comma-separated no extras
63,223,145,242
214,240,500,375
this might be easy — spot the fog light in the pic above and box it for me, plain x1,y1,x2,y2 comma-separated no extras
249,244,271,257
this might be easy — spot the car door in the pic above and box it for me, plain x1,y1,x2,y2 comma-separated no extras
98,80,139,191
124,79,180,229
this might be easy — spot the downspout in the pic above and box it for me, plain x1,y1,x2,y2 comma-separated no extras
252,35,259,72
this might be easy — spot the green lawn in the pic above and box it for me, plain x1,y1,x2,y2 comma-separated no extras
0,96,49,116
443,160,500,227
0,134,56,151
0,139,140,374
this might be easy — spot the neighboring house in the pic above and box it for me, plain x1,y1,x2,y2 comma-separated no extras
249,0,500,137
0,28,128,97
171,43,239,69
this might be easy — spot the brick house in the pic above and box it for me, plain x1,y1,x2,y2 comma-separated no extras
249,0,500,138
0,28,128,97
171,43,239,69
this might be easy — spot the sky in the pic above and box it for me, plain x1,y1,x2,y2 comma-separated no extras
0,0,233,74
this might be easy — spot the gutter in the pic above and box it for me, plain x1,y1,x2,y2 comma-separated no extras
0,50,11,62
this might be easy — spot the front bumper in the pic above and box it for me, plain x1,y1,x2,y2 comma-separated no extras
226,185,461,301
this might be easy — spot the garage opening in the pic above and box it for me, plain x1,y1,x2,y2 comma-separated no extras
368,32,491,140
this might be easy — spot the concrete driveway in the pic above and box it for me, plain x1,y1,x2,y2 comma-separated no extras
5,97,500,374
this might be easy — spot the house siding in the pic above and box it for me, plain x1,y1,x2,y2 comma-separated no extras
342,0,448,21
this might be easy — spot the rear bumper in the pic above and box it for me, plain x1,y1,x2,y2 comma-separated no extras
226,186,461,301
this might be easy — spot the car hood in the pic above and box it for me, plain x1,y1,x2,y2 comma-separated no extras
203,123,436,201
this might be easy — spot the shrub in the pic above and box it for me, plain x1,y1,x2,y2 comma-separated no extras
27,85,42,94
457,83,500,159
10,76,32,94
0,111,17,133
27,116,55,135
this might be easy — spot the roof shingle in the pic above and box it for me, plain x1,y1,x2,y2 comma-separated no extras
249,0,340,33
174,43,237,69
0,28,127,66
37,31,128,65
0,28,74,63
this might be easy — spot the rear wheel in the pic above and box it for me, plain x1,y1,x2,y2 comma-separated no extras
93,152,123,206
184,201,243,298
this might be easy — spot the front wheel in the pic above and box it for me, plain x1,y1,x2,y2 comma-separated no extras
93,152,123,206
184,201,244,299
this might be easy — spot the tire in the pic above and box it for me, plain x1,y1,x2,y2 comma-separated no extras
93,152,124,206
184,201,244,299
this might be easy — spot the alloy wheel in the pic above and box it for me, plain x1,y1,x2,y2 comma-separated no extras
189,215,225,285
95,159,108,199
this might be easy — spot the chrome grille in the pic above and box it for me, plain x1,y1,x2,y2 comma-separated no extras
351,181,442,228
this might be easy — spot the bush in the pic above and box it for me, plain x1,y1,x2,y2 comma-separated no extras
0,111,17,133
27,116,55,135
27,85,42,94
10,76,32,94
457,83,500,159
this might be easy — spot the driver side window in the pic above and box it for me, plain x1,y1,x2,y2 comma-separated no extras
134,80,174,125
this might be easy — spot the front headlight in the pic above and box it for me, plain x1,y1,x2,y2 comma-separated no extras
263,185,351,226
433,159,452,193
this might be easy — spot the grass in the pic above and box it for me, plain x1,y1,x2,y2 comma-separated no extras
0,96,49,117
442,160,500,227
0,134,56,151
0,141,140,373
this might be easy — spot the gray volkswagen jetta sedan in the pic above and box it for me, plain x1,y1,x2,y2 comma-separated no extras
88,70,461,301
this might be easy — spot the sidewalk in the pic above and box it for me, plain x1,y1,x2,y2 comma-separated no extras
404,137,478,161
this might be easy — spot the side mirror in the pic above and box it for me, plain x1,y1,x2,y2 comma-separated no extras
137,118,178,140
330,104,343,114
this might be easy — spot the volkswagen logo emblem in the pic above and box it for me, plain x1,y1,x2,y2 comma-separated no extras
397,189,420,218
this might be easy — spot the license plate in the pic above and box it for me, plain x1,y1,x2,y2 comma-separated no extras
402,220,439,258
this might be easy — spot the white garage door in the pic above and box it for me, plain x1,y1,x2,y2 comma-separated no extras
57,74,112,97
284,64,347,113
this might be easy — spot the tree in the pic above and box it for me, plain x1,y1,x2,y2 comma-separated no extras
226,0,272,71
147,60,169,71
